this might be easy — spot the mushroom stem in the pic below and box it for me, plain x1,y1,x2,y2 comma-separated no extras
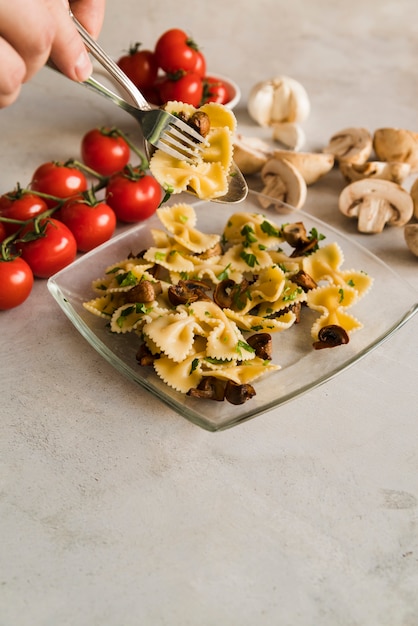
356,197,395,234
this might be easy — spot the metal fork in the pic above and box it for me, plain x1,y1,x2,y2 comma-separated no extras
70,14,206,162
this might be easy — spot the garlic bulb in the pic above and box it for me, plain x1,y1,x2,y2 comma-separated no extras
248,76,310,127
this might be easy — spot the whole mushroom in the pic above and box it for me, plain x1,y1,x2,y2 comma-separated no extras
323,127,373,164
373,128,418,172
338,179,414,233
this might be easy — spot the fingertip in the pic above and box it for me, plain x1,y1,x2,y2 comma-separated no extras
74,50,93,82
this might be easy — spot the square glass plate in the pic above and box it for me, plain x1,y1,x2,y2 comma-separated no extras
48,191,418,431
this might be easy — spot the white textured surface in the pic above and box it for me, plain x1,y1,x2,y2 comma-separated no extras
1,1,418,624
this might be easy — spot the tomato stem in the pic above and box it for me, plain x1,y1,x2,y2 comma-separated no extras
110,128,149,170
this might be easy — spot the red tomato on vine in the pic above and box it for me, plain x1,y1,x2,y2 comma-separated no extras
59,194,117,252
106,166,162,223
117,44,159,90
0,191,48,235
81,128,131,177
155,28,200,74
0,256,34,310
17,218,77,278
159,72,203,107
31,162,88,207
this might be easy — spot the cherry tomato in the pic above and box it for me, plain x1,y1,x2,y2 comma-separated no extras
0,222,6,243
17,218,77,278
159,72,203,107
155,28,199,74
31,162,88,207
106,167,162,223
117,44,159,90
0,191,48,235
0,256,34,310
202,76,230,104
59,196,117,252
81,128,131,177
192,51,207,78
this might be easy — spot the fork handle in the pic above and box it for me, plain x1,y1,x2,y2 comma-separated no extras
70,12,151,111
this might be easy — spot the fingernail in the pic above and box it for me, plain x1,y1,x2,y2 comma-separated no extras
75,51,92,81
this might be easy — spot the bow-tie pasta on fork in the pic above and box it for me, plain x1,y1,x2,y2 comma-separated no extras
149,102,236,200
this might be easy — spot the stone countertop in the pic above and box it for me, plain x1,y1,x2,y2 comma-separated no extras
1,1,418,624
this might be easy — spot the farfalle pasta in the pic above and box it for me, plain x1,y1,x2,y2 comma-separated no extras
83,203,373,404
149,101,236,200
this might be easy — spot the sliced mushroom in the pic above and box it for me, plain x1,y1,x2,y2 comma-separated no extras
233,134,273,175
291,269,317,291
213,278,250,310
339,160,411,184
410,177,418,219
247,76,310,127
272,150,335,185
373,128,418,172
280,222,318,255
404,224,418,258
187,376,225,402
136,342,159,366
224,380,256,405
313,325,349,350
338,179,414,233
246,333,273,360
259,158,307,210
126,280,162,303
167,279,211,305
271,122,306,151
323,127,372,164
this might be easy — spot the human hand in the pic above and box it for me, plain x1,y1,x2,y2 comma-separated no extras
0,0,105,108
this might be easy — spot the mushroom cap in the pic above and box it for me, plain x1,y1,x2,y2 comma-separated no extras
233,134,273,175
259,157,307,210
323,127,372,164
338,179,414,233
273,150,335,185
404,223,418,258
339,160,411,184
248,76,310,127
373,128,418,172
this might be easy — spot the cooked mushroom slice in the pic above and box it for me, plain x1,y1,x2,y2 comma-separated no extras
259,158,307,210
233,134,273,175
339,179,414,233
410,178,418,219
126,280,162,303
323,127,372,164
339,160,411,184
281,221,309,247
312,325,349,350
168,279,211,305
213,278,250,310
291,269,317,291
273,150,334,185
247,333,273,360
281,222,318,255
136,342,159,366
373,128,418,172
404,224,418,258
187,376,225,401
224,380,256,405
188,111,211,138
